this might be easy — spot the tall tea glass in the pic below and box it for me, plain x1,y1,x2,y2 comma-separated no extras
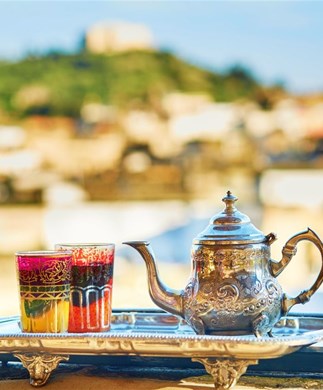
55,243,115,333
16,251,72,333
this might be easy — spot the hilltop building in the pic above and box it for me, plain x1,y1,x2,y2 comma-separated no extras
86,21,154,54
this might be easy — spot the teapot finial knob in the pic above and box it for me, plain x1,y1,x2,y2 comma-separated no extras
222,190,238,214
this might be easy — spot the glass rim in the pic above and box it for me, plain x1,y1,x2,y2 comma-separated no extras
15,250,73,257
55,243,115,248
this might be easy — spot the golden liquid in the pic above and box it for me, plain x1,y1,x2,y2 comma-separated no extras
20,298,70,333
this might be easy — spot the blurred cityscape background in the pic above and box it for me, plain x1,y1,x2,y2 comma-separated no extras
0,1,323,315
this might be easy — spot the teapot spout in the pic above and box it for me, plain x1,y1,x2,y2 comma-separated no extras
123,241,184,318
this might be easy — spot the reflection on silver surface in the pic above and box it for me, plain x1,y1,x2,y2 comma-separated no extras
0,311,322,359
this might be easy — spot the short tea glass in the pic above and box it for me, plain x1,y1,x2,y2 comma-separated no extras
55,243,115,333
16,251,72,333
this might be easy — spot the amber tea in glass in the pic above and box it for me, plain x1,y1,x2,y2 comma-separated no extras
16,251,72,333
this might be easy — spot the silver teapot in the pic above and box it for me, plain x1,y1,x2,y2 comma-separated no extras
124,191,323,336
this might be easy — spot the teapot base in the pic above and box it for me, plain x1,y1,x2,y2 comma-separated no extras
205,329,255,336
188,310,279,337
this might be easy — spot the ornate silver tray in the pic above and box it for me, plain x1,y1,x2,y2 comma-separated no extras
0,310,323,389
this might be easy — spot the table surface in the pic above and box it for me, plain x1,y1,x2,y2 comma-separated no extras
1,361,323,390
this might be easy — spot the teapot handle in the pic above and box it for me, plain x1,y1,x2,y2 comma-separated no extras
269,228,323,314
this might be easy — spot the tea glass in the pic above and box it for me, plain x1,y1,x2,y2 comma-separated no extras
16,251,72,333
55,243,115,333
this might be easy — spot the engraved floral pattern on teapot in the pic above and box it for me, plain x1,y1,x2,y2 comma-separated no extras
183,245,283,335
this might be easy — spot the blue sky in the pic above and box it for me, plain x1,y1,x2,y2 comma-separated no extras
0,1,322,94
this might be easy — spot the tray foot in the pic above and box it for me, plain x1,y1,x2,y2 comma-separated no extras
192,357,258,389
14,353,69,386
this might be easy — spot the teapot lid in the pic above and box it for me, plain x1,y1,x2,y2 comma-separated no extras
194,191,265,245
